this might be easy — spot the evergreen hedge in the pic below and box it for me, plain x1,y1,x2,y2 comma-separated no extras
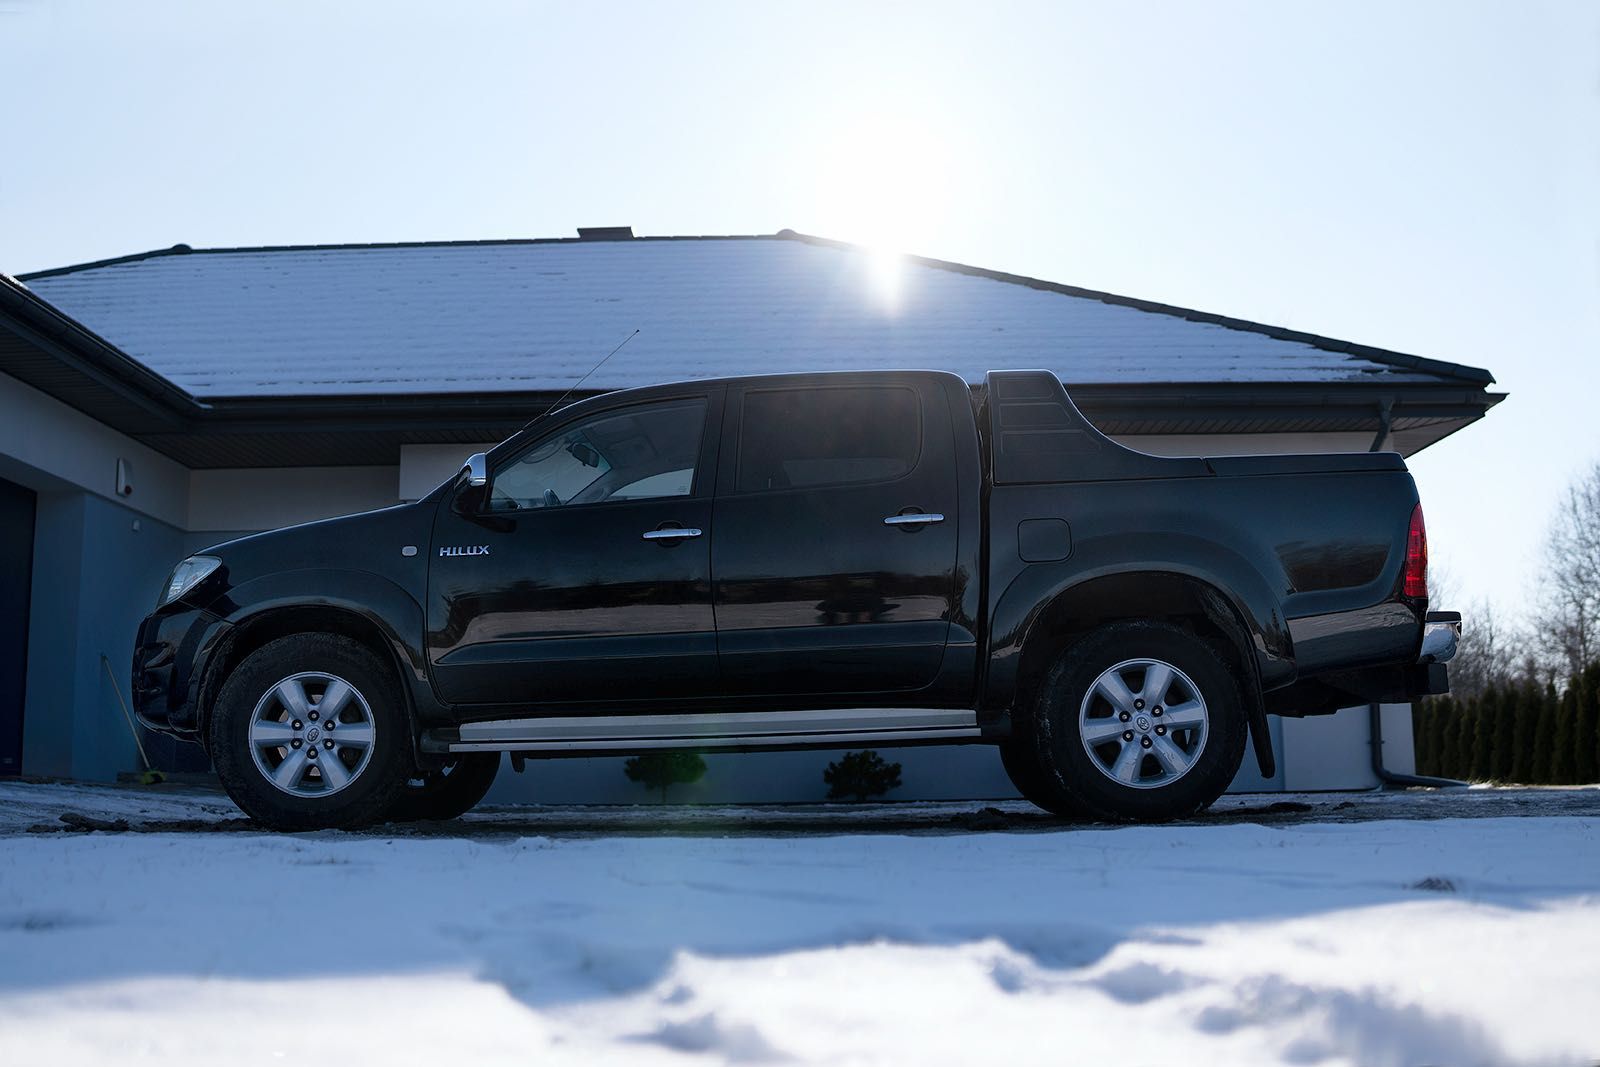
1414,660,1600,783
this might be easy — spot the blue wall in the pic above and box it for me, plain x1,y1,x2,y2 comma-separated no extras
22,491,193,779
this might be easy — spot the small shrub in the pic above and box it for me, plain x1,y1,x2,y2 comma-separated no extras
624,751,706,803
823,750,902,802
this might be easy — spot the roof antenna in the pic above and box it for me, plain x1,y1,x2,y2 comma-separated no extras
516,328,639,434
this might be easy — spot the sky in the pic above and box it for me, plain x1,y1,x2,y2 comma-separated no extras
1,0,1596,615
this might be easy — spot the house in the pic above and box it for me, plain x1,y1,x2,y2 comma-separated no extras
0,228,1502,800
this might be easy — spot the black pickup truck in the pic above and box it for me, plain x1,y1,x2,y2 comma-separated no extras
133,370,1460,829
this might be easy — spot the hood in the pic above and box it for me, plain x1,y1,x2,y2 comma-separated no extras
182,499,437,612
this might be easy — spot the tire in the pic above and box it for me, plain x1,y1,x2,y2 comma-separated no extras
384,754,501,823
210,633,410,831
1030,621,1248,823
998,740,1081,818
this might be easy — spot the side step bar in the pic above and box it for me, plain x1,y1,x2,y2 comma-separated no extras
422,708,981,754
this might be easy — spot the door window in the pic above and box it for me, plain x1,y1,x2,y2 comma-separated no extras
489,398,707,511
735,387,921,493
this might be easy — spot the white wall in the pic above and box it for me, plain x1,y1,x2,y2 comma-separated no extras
0,370,189,527
399,443,498,501
1278,703,1417,791
187,466,399,531
1378,703,1417,776
1115,432,1376,457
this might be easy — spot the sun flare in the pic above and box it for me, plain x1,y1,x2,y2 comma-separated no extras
809,103,955,310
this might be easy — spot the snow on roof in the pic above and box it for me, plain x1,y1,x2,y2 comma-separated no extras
22,234,1460,400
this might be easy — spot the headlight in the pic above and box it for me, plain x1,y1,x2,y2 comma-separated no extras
158,556,221,608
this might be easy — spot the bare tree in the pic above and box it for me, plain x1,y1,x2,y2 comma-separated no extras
1447,594,1531,697
1537,460,1600,679
1428,563,1530,696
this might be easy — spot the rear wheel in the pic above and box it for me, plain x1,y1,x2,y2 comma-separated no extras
385,754,501,822
210,633,409,831
1027,621,1248,822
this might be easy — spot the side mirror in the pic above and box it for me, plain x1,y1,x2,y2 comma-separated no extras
462,452,488,487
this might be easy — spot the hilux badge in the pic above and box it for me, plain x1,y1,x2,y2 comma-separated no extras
439,546,490,557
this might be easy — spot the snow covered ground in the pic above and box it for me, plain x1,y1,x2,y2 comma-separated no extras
1,781,1597,1066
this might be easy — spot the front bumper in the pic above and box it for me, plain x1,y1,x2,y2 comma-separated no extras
131,605,232,739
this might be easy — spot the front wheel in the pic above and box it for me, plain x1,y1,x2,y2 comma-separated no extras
210,633,410,831
1029,622,1248,822
998,740,1081,818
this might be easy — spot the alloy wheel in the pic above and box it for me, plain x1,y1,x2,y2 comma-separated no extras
247,672,377,798
1078,657,1209,789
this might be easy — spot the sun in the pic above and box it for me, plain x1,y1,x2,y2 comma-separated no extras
808,104,957,310
813,111,951,252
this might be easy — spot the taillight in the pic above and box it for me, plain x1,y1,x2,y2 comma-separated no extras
1403,503,1428,599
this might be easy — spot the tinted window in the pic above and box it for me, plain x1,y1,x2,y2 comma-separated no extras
736,387,920,493
490,398,706,510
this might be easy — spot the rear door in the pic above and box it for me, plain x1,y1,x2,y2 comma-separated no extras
710,375,960,696
427,387,723,705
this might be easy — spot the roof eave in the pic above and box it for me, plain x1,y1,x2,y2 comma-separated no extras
0,274,203,428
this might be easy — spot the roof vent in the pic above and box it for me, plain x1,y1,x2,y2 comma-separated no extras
576,226,634,241
169,243,192,253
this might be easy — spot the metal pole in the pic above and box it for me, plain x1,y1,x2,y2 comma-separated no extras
1368,701,1466,789
101,653,154,772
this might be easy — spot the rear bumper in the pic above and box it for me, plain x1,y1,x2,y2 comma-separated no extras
1419,610,1461,665
132,606,232,740
1408,661,1451,698
1406,610,1462,697
1265,608,1462,716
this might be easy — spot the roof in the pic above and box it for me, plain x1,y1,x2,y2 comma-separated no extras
20,231,1493,400
0,273,193,434
2,231,1502,468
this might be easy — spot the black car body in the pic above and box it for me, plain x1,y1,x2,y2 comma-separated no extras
133,370,1459,828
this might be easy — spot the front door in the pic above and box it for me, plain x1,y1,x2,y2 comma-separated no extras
711,376,960,697
427,389,723,706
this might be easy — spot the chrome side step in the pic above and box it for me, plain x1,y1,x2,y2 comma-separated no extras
427,708,980,753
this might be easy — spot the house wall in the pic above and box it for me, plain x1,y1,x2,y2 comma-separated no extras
21,492,191,780
1116,432,1377,456
188,466,400,533
480,717,1290,805
399,444,497,501
1277,703,1416,790
0,370,188,528
480,707,1416,805
0,365,1407,795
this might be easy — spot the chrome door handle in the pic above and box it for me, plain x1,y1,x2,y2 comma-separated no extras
883,512,945,526
642,527,703,540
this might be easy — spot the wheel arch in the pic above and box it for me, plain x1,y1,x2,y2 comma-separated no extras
1006,571,1269,754
195,573,432,764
